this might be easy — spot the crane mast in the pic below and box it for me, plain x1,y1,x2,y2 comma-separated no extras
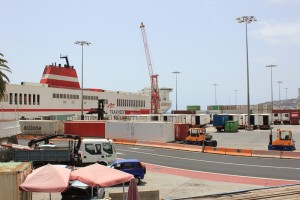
140,22,160,114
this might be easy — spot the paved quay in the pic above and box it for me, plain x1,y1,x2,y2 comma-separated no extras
25,124,300,199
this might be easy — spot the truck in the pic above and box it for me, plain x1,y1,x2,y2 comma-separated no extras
13,134,117,168
185,128,217,147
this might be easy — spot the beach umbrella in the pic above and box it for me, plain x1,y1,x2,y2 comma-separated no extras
126,178,140,200
19,164,71,199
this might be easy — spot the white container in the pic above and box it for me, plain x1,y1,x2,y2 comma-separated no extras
191,114,210,126
258,114,271,126
19,120,64,135
0,162,32,200
273,113,282,123
105,121,174,142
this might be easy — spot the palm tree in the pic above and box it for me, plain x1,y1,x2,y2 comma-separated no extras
0,53,11,101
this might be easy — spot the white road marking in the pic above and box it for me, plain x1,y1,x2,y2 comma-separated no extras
118,149,300,170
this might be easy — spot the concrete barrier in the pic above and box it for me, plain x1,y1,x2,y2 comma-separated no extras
108,190,159,200
204,147,226,154
281,151,300,159
252,150,282,158
225,148,252,157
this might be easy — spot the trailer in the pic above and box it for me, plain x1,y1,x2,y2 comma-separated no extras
259,114,271,130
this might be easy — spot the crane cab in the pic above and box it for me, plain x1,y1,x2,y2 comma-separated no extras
268,129,296,151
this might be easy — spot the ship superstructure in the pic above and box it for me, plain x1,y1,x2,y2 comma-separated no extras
0,60,153,120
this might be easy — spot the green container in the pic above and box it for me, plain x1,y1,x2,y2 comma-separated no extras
211,105,221,110
224,121,238,132
187,105,201,111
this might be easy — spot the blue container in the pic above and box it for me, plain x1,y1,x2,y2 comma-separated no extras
213,115,229,127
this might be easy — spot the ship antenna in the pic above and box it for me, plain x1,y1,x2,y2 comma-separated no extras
60,54,70,68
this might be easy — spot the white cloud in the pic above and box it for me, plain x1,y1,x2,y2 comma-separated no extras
252,21,300,45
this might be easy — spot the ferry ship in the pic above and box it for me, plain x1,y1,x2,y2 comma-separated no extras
0,57,172,120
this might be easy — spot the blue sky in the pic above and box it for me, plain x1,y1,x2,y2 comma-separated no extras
1,0,300,110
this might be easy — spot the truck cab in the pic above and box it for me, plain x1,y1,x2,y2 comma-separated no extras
81,139,117,166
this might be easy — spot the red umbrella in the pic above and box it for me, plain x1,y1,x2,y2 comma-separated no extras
70,163,133,187
19,164,71,192
126,178,140,200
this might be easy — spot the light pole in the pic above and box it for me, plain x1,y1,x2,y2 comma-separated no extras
285,88,288,101
236,16,257,130
213,84,218,105
75,41,91,120
266,65,277,112
235,90,237,105
277,81,283,102
172,71,181,110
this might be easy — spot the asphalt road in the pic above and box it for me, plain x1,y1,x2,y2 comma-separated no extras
115,144,300,181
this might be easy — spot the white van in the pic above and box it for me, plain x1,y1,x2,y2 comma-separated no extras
80,138,117,166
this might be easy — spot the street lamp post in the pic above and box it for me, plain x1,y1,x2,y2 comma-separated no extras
236,16,257,130
172,71,181,110
213,84,218,105
235,90,237,105
277,81,283,102
266,65,277,112
285,88,288,101
75,41,91,120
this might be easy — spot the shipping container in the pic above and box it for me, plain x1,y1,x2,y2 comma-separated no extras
171,110,196,114
213,115,229,132
258,114,270,130
245,114,259,129
282,113,290,124
273,113,282,124
0,162,32,200
105,121,174,142
238,114,247,129
19,120,64,135
191,114,210,127
187,105,201,111
224,121,238,132
174,123,190,141
64,121,105,137
290,112,299,125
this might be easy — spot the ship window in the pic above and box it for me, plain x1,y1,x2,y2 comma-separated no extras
63,94,66,99
60,94,63,98
9,93,13,104
14,93,18,105
3,94,8,102
37,94,40,105
77,95,79,99
24,94,27,105
33,94,36,105
28,94,31,105
19,93,22,105
67,94,69,99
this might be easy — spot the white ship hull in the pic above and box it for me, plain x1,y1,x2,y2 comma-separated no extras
1,83,151,120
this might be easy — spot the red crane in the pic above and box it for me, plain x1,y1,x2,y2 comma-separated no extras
140,22,160,114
